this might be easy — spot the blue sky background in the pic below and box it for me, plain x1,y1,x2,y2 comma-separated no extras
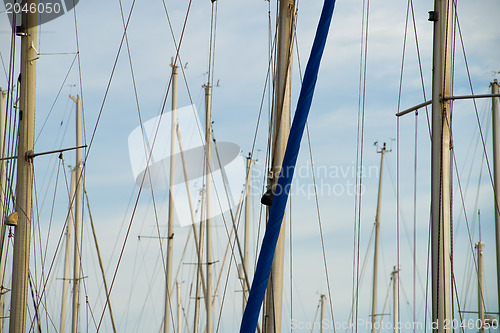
1,0,500,332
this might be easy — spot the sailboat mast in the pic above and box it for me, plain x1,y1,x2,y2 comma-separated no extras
164,57,178,333
264,1,294,331
371,142,387,333
204,83,213,333
70,95,83,333
60,169,76,333
9,1,37,331
430,0,453,331
490,79,500,315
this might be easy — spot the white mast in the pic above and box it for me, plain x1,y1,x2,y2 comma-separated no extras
0,89,7,333
430,0,453,331
203,83,213,333
9,1,37,331
264,1,294,331
70,95,83,333
60,168,76,333
164,57,178,333
491,79,500,314
371,142,388,333
392,267,399,333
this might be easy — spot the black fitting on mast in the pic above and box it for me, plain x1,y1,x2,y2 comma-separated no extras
261,188,274,207
15,25,27,36
428,11,438,22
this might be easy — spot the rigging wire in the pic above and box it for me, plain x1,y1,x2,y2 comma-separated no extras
214,223,237,333
423,208,431,333
39,157,62,282
384,156,429,310
27,271,43,333
77,181,100,332
344,225,376,333
209,140,256,325
212,219,236,308
289,192,293,332
25,162,87,333
30,175,39,314
292,12,336,327
395,0,437,328
187,9,297,328
110,1,188,326
30,174,53,330
288,2,298,316
303,72,338,333
450,3,457,328
254,2,278,268
451,272,465,333
97,0,177,303
208,1,218,89
30,96,74,221
95,0,194,329
121,237,140,331
398,275,426,333
209,3,308,328
375,278,392,333
0,50,8,83
84,191,118,332
453,102,489,237
131,239,164,331
4,1,17,166
409,0,430,137
452,2,500,235
413,114,418,333
3,2,18,292
397,115,403,333
69,0,87,148
100,0,246,326
308,296,321,333
458,105,488,316
396,2,414,328
353,0,370,331
33,155,64,329
125,237,156,331
34,54,77,144
450,139,489,325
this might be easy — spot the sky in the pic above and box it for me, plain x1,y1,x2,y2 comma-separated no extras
1,0,500,332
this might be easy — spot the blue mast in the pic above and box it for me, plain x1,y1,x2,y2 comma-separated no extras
240,0,336,331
